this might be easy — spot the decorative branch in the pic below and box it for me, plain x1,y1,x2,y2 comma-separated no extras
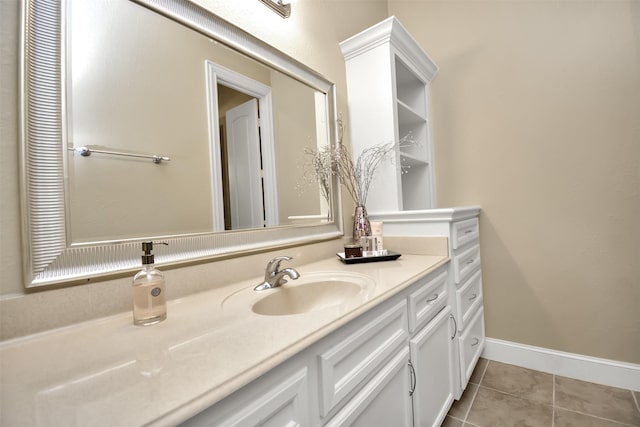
299,115,417,207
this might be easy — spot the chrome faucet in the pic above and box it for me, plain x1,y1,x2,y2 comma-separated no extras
254,256,300,291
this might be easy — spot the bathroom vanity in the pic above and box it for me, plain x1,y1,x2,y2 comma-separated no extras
187,208,487,426
0,237,474,426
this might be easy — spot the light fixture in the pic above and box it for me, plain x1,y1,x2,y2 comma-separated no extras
258,0,291,19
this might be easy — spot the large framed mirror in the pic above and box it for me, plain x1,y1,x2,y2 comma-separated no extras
21,0,343,288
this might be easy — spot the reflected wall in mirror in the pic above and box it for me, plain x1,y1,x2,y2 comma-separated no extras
21,0,342,288
67,0,330,243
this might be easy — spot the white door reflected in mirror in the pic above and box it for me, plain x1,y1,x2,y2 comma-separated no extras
225,98,265,230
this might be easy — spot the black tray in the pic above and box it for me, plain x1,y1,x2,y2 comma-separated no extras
336,250,402,264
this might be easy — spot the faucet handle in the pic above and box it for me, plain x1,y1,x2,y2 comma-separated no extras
266,256,292,274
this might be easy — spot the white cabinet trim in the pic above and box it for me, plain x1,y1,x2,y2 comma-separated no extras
340,16,439,80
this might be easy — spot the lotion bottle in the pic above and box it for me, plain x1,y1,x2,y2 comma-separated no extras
132,242,167,326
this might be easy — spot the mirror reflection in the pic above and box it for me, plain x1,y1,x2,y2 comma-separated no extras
66,0,331,244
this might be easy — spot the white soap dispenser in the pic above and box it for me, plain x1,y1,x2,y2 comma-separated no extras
132,241,167,326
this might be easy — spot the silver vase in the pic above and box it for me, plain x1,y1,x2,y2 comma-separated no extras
353,205,371,243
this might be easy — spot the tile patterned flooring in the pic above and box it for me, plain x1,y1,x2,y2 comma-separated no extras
443,358,640,427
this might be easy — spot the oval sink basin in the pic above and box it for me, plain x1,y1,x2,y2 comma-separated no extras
252,280,362,316
222,271,375,316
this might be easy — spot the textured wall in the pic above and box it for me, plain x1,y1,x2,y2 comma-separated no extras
0,0,22,296
389,0,640,364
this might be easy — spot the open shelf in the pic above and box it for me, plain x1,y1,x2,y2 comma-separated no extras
395,57,427,117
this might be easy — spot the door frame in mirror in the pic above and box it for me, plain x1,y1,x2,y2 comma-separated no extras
20,0,343,288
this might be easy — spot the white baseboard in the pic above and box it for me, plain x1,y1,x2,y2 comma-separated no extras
482,338,640,392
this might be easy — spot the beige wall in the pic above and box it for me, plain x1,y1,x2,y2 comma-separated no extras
389,0,640,364
68,0,215,242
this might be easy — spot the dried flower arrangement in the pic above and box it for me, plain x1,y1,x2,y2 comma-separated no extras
299,115,415,207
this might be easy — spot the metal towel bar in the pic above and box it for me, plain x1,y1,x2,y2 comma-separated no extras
68,145,170,164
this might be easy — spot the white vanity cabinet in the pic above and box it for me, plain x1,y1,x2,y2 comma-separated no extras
369,206,486,399
340,16,439,213
183,264,458,426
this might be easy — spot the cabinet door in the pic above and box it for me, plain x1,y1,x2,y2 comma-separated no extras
325,347,412,427
409,306,456,427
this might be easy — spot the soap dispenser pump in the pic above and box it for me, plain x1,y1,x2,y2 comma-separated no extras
132,241,168,326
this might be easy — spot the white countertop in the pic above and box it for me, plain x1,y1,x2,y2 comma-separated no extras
0,251,448,426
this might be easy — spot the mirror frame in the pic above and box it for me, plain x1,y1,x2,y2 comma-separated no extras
20,0,343,288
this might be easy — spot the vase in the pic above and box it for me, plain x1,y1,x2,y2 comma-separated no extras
353,205,371,243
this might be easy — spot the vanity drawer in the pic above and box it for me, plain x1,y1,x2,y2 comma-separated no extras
318,300,409,417
459,307,485,385
455,269,483,331
452,218,479,250
407,269,448,334
453,243,481,284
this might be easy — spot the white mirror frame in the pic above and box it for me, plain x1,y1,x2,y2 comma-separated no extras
20,0,343,288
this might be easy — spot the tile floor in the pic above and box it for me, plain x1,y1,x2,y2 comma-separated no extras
443,358,640,427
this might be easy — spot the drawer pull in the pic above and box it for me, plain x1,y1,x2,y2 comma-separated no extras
466,259,474,265
468,293,478,301
471,337,480,347
426,293,439,303
464,229,473,234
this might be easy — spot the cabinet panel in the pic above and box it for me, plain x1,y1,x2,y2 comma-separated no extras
452,243,481,284
184,367,309,427
409,306,456,427
455,269,483,331
325,347,412,427
407,269,448,333
318,300,408,417
459,307,485,385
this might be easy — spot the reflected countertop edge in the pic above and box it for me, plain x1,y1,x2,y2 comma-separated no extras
0,239,448,427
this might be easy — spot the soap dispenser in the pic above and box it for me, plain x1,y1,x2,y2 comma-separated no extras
132,241,168,326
